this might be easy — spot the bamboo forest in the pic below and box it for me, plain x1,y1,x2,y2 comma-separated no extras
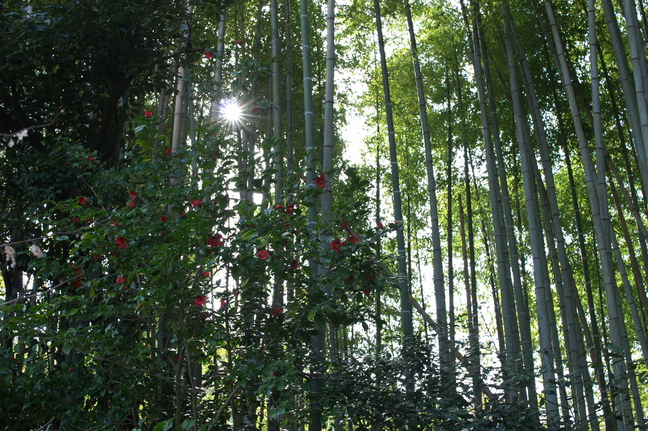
3,0,648,429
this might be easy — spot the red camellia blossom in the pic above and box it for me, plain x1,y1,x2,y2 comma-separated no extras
271,305,284,316
347,235,359,244
314,174,326,189
286,203,295,215
220,298,227,310
364,288,371,296
207,234,224,247
274,204,284,210
127,199,136,208
116,276,128,284
194,294,207,307
160,216,168,222
72,216,79,223
165,148,173,156
203,271,210,277
77,196,87,205
128,190,137,198
92,253,100,261
115,237,128,249
378,222,385,229
341,220,350,231
87,156,94,162
204,51,214,59
191,199,202,208
330,239,343,253
257,250,270,260
235,39,243,44
290,260,299,270
145,110,153,118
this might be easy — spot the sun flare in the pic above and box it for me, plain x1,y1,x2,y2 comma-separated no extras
219,98,243,125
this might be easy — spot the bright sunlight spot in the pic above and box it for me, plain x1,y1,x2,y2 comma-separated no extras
219,98,243,126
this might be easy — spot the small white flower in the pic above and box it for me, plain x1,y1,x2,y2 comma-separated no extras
30,244,44,258
7,129,28,148
4,245,17,268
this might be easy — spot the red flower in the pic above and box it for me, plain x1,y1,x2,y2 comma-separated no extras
72,216,79,223
271,305,284,316
204,51,214,59
191,199,202,208
127,199,136,208
235,39,243,44
160,216,168,222
286,203,295,215
165,148,173,156
203,271,210,277
92,253,100,261
364,288,371,296
330,239,343,253
116,276,128,284
367,274,375,282
71,280,83,289
257,250,270,260
145,110,153,118
378,222,385,229
115,237,128,249
341,220,350,230
128,190,137,198
207,234,224,247
345,275,355,283
77,196,87,205
274,204,284,210
220,298,227,310
314,174,326,189
290,260,299,270
87,156,94,162
194,294,207,307
347,235,359,244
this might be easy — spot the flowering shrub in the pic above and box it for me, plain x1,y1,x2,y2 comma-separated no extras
0,127,397,429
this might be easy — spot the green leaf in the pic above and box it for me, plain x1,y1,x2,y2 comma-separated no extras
62,344,72,355
307,308,318,321
240,228,258,241
201,160,216,171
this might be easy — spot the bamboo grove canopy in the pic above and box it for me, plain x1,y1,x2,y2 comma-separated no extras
1,0,648,429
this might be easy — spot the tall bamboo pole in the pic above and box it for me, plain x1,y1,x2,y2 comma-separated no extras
373,0,412,343
403,0,448,387
460,0,521,403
